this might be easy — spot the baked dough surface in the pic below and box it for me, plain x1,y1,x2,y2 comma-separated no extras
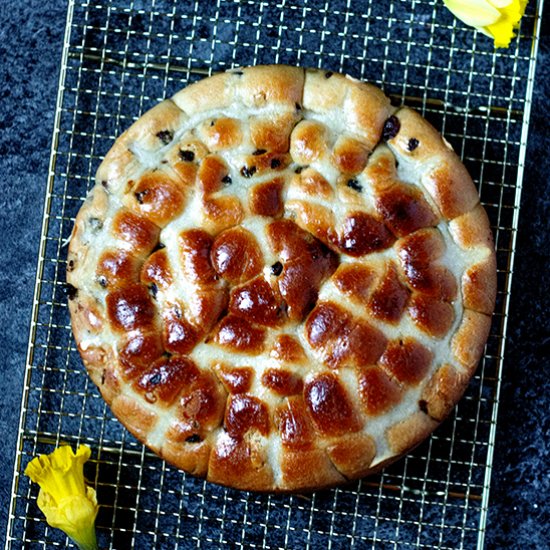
67,66,496,491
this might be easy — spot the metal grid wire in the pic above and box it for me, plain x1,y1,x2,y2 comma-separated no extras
6,0,544,548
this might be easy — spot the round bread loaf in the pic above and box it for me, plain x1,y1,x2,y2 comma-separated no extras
67,66,496,491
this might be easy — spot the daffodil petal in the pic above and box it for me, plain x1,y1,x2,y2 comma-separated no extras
485,20,517,47
39,493,98,550
485,0,528,48
25,445,90,505
25,445,99,550
474,26,494,38
444,0,528,48
443,0,501,27
495,0,527,24
488,0,514,8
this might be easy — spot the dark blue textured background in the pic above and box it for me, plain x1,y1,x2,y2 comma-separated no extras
1,1,548,547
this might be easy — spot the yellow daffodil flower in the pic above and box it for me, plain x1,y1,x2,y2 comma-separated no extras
443,0,528,48
25,444,99,550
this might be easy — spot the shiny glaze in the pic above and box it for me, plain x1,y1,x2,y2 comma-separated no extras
397,228,456,300
379,338,432,385
304,372,361,435
214,314,266,353
97,250,140,288
333,263,376,304
396,228,445,265
249,177,284,217
202,195,244,230
198,155,229,195
137,355,200,405
332,136,369,174
335,212,394,256
408,294,454,338
298,169,334,199
179,229,218,285
261,368,303,396
306,301,387,368
229,276,282,326
250,112,298,153
290,120,327,164
368,263,410,323
225,394,270,437
268,219,338,320
106,283,156,332
289,201,336,246
177,370,225,428
401,262,457,301
215,364,254,394
211,227,263,284
118,330,164,379
112,210,160,253
275,396,315,449
270,334,306,364
141,249,172,289
186,289,228,332
376,184,437,237
131,172,186,226
202,117,243,151
163,306,201,355
358,366,403,415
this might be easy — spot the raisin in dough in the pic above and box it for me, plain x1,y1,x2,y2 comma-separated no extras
67,66,496,491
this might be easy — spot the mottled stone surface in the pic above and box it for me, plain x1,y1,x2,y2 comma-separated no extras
0,1,547,547
0,0,66,541
484,10,550,546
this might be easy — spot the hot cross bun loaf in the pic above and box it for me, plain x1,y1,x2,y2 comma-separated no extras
67,66,496,491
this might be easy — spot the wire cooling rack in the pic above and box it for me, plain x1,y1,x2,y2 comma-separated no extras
6,0,544,548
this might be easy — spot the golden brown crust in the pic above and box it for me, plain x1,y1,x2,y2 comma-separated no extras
387,108,480,220
111,394,158,441
161,427,212,477
448,203,494,249
386,412,438,454
68,65,496,493
420,364,469,422
172,72,234,114
448,204,497,315
346,82,395,150
462,254,497,315
279,448,345,491
207,433,275,491
388,107,453,162
422,162,480,221
237,65,305,108
326,433,377,478
95,100,187,196
451,310,492,374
